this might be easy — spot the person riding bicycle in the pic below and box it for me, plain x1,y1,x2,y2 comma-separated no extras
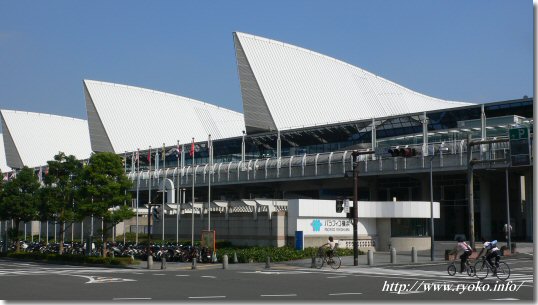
453,236,473,274
322,236,337,260
477,237,500,274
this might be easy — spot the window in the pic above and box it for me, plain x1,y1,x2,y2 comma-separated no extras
391,219,429,237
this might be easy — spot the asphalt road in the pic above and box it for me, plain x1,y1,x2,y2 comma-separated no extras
0,255,533,302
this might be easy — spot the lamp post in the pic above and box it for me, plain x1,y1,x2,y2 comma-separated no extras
429,146,448,261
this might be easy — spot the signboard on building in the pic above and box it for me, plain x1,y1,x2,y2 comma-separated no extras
509,127,531,166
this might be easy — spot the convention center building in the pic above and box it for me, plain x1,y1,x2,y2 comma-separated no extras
0,32,533,251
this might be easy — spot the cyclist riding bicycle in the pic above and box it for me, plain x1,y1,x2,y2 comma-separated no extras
322,236,337,259
477,237,500,274
453,236,473,274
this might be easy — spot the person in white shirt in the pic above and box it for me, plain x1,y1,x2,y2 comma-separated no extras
477,237,500,273
322,236,337,259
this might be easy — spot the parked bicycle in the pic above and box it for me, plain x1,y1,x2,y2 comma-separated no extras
314,246,341,269
474,256,510,281
447,258,475,277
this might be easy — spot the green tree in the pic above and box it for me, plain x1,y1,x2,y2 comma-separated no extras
0,167,40,252
40,152,83,254
77,152,133,256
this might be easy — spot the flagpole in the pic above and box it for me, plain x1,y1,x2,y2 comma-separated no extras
136,148,140,245
162,143,165,243
191,138,195,247
148,146,152,266
208,134,212,232
176,140,180,245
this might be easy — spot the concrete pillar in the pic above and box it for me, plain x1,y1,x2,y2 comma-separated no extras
479,175,492,239
524,170,533,241
390,247,397,264
222,254,228,269
411,247,417,263
367,250,374,265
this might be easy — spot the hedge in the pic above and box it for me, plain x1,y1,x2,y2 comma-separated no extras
5,252,134,266
215,246,361,263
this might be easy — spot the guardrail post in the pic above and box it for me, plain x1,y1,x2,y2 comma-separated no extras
390,247,397,264
147,255,153,269
161,256,167,269
191,257,197,270
367,250,374,266
265,256,271,269
233,252,238,263
222,254,228,269
411,247,417,263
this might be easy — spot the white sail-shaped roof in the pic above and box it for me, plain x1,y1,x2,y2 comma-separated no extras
0,110,92,169
84,80,245,153
234,32,474,133
0,135,10,173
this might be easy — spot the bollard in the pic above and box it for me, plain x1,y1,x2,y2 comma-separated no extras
222,254,228,269
367,250,374,266
411,247,417,263
311,255,316,268
265,256,271,269
233,252,238,264
390,247,397,264
147,255,153,269
212,252,218,263
160,256,165,269
191,257,197,270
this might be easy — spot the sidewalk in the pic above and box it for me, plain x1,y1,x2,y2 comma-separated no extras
130,241,534,271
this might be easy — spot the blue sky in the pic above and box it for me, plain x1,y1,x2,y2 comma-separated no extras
0,1,533,120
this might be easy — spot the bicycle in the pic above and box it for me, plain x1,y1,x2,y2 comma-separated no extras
474,256,510,281
314,246,341,270
447,257,475,277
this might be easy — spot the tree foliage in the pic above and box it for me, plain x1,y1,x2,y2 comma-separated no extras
0,167,40,251
77,152,133,255
39,152,83,253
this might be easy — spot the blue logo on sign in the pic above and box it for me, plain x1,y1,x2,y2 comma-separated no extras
311,219,322,232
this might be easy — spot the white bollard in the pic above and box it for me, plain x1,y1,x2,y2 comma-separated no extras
411,247,417,263
222,254,228,269
390,247,397,264
367,250,374,266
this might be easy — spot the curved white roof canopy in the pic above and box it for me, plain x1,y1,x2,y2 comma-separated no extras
0,110,92,169
234,32,474,133
84,80,245,153
0,135,11,173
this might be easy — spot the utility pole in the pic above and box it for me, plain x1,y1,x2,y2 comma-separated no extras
466,135,509,249
350,149,375,266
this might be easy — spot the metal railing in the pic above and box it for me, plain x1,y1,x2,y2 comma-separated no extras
127,138,523,189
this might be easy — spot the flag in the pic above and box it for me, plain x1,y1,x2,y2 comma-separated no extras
131,151,135,172
162,143,166,169
155,149,159,172
147,147,151,163
190,138,195,157
176,141,181,159
136,148,140,172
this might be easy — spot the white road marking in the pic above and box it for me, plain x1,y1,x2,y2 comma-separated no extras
153,274,166,276
175,274,189,277
329,292,363,295
188,296,226,299
112,297,151,300
327,276,347,279
201,275,216,278
261,294,297,297
489,298,520,301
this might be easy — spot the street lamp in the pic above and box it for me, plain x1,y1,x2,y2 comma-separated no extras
429,146,448,261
